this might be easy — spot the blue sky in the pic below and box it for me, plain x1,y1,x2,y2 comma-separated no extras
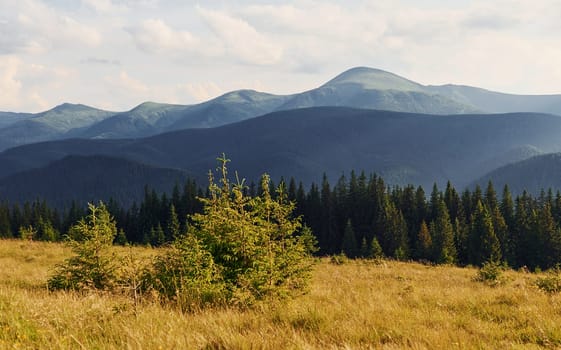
1,0,560,112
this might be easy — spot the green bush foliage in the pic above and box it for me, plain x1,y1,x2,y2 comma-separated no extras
144,234,227,311
535,267,561,293
146,155,316,307
47,202,117,291
474,261,504,286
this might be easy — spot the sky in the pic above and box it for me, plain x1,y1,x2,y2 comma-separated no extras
1,0,561,113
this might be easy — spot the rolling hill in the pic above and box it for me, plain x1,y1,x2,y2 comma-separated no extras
0,155,191,208
2,107,561,206
472,153,561,195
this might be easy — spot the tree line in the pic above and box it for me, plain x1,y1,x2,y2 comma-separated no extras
2,171,561,270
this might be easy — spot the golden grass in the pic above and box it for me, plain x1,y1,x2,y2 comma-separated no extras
1,239,561,349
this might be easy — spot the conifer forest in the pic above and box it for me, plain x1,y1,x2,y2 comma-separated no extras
2,171,560,271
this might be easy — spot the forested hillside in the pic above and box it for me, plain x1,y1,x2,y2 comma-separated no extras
2,107,561,200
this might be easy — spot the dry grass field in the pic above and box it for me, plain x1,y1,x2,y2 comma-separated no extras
1,239,561,349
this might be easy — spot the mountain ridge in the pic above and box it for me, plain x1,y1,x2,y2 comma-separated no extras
2,107,561,201
3,67,561,151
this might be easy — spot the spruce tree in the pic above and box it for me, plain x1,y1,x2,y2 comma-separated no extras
430,200,456,264
341,219,358,258
48,202,117,290
380,200,409,259
415,220,432,260
370,236,384,259
0,205,12,238
469,201,501,265
534,203,561,269
166,204,180,241
485,181,498,211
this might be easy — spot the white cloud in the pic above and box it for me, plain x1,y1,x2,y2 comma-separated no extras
0,57,23,110
127,19,200,54
183,82,222,102
105,71,149,94
0,0,101,55
3,0,561,112
197,7,283,65
81,0,128,14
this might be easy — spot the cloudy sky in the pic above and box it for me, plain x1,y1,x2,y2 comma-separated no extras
1,0,560,112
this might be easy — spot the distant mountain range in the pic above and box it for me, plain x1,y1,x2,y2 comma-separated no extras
3,66,561,207
472,153,561,196
2,67,561,151
3,107,561,206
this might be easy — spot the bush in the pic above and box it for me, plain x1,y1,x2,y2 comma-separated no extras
143,234,227,311
474,261,504,286
145,155,316,308
48,202,117,291
535,267,561,294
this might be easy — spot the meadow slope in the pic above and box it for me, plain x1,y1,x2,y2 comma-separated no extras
1,239,561,349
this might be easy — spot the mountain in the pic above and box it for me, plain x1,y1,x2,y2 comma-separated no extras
276,67,478,114
3,67,561,150
0,111,33,128
0,155,191,208
0,104,115,150
78,102,190,139
2,107,561,204
472,153,561,195
57,90,291,140
426,85,561,115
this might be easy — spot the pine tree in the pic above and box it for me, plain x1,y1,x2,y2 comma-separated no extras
534,203,561,269
0,204,12,238
380,200,409,259
320,174,338,254
341,219,358,258
514,192,533,268
430,200,456,264
491,206,508,264
429,183,441,223
166,204,180,241
48,202,118,290
370,236,384,259
181,155,316,304
469,201,501,265
485,181,498,211
500,184,516,265
415,220,432,260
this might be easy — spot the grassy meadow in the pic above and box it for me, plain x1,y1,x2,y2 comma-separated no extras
1,239,561,349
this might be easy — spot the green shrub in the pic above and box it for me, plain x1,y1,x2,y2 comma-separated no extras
535,267,561,293
48,202,118,291
145,155,316,308
330,253,349,265
143,234,227,311
474,261,504,286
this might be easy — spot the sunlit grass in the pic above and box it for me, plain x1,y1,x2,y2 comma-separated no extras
1,239,561,349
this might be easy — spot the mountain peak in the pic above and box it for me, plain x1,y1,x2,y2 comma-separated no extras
130,101,180,112
45,103,110,115
323,66,423,92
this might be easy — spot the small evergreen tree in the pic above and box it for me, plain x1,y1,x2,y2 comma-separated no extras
166,204,180,241
370,236,384,259
148,155,316,307
48,202,117,291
